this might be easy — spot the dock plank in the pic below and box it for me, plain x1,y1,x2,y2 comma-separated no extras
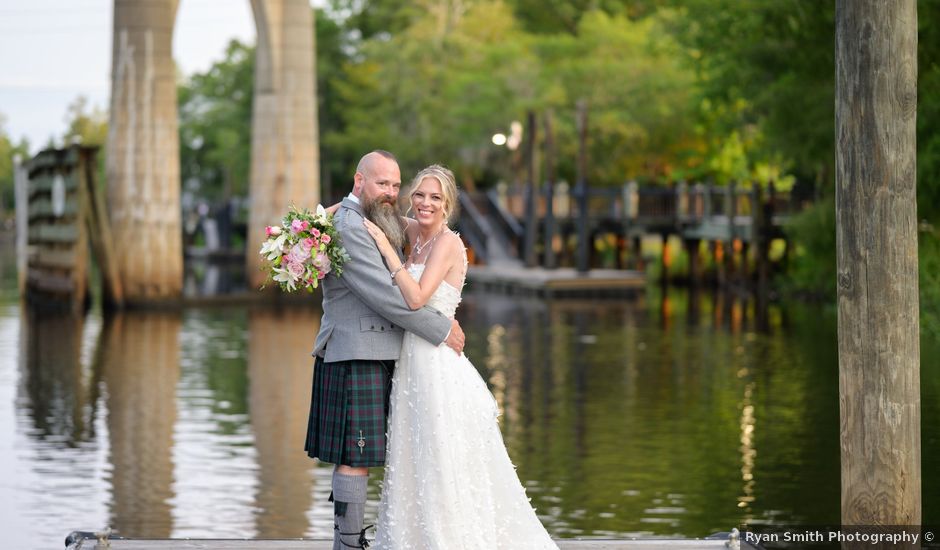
466,265,645,297
69,538,735,550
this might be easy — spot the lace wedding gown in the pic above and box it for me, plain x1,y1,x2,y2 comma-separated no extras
373,264,558,550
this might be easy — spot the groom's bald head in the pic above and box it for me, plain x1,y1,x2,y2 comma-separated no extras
353,150,400,198
356,150,398,179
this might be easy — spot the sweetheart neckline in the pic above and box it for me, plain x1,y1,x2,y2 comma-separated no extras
406,263,462,292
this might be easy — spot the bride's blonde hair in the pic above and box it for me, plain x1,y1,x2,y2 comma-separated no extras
407,164,459,223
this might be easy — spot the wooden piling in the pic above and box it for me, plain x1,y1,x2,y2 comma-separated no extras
836,0,920,528
20,146,123,311
78,147,124,308
575,100,590,273
543,111,557,269
24,147,90,312
523,110,538,267
686,238,702,284
14,155,28,294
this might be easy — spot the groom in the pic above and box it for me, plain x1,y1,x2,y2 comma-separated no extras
305,150,465,549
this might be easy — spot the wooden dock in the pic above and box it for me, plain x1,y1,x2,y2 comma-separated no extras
65,535,745,549
466,265,645,297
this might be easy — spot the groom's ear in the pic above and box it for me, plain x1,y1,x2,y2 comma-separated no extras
353,172,364,194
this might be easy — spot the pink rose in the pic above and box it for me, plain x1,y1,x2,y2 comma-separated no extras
312,251,331,274
317,270,326,280
301,220,310,231
291,219,305,234
311,228,321,238
291,243,311,263
303,237,317,251
287,260,305,279
321,234,331,244
265,225,282,237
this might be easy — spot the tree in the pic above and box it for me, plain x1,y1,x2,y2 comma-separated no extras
61,96,108,189
508,0,660,35
323,2,702,188
917,0,940,220
62,96,108,146
177,39,254,202
315,8,355,200
534,9,699,184
672,0,835,186
325,0,538,185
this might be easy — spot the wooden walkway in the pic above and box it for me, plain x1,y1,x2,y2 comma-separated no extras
466,265,645,297
65,536,744,549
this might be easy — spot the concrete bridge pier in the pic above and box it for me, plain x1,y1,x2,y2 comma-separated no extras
247,0,320,288
107,0,183,301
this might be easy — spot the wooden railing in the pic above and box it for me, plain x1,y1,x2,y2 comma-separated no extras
484,181,800,225
456,180,806,266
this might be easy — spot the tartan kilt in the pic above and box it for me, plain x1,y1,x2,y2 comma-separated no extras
304,356,395,467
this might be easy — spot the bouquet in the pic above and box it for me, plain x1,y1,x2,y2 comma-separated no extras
259,204,350,292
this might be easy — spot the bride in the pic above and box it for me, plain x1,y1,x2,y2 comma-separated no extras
362,165,558,550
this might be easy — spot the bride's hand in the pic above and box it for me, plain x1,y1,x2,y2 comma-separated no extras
363,219,398,261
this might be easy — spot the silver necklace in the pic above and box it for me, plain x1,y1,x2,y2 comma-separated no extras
411,227,447,258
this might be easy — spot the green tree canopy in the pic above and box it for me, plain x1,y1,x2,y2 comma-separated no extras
62,96,108,146
0,115,31,217
177,39,254,202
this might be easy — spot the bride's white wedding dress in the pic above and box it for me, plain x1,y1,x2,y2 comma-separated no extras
374,263,558,550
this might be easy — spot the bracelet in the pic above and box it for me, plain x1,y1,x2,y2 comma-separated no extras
390,265,404,279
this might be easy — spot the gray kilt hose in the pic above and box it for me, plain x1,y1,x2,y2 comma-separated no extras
305,197,451,468
305,356,395,467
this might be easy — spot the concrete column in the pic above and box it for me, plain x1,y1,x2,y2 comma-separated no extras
248,0,320,287
107,0,183,301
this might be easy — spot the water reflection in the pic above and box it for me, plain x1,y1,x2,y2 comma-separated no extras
247,307,319,538
4,277,938,548
172,308,257,538
99,312,181,537
459,286,842,536
19,310,96,445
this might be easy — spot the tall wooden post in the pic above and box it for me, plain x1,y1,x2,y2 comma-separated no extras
523,111,538,267
543,111,557,269
836,0,920,527
685,238,701,285
13,155,27,295
107,0,183,301
575,100,590,273
725,181,738,285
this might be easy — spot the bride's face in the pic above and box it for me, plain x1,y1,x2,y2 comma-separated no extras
411,177,446,228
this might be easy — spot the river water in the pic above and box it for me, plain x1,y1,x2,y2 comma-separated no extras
0,237,936,549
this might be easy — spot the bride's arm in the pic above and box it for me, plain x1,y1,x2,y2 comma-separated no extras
363,220,459,310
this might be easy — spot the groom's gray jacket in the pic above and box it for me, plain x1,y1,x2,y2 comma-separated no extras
312,197,451,362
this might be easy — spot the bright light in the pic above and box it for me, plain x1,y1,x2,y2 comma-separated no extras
492,133,507,146
506,121,523,150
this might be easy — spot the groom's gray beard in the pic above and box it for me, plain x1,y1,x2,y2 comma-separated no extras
363,197,406,250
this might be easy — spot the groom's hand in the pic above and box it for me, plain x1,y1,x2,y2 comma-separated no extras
444,319,465,354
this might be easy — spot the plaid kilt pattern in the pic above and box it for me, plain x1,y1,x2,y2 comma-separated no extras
304,356,395,467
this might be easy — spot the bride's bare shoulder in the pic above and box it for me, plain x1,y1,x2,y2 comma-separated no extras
441,231,467,261
442,230,464,250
